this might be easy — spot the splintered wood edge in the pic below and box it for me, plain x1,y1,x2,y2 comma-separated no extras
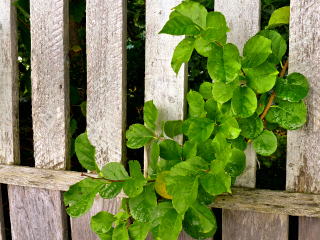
0,164,319,217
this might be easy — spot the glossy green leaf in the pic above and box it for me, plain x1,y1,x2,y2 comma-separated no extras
80,101,87,117
159,16,201,36
187,117,215,142
183,141,197,160
99,182,123,199
229,136,247,151
245,62,278,94
164,120,183,139
98,228,114,240
214,116,241,139
126,124,155,149
256,93,269,115
200,160,231,195
128,221,149,240
275,73,309,102
202,12,230,42
129,183,157,222
220,100,238,118
101,162,129,180
70,119,77,136
187,90,207,117
182,117,197,135
195,38,216,57
150,202,175,238
159,139,182,160
265,100,307,130
115,212,130,221
207,43,241,83
13,0,30,18
205,98,223,123
252,131,277,156
212,133,232,164
158,209,183,240
267,6,290,29
183,201,217,239
64,178,103,218
197,139,215,163
128,161,144,179
167,157,209,177
199,82,213,99
225,149,246,177
157,159,182,173
123,178,146,198
232,86,257,118
174,1,208,29
90,211,116,235
75,132,96,171
150,142,160,171
242,35,272,68
144,100,158,131
112,222,129,240
266,122,279,131
172,37,196,74
238,113,264,139
69,1,86,22
212,78,239,104
197,184,215,206
256,30,287,65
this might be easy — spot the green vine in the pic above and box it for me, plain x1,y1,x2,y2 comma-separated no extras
64,2,308,239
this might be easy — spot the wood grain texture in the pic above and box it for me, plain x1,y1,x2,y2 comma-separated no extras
86,0,127,170
0,0,19,166
287,1,320,239
8,185,68,240
144,0,188,174
222,209,288,240
71,195,122,240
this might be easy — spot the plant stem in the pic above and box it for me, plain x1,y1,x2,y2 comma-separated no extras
81,173,156,182
260,58,289,120
18,18,30,31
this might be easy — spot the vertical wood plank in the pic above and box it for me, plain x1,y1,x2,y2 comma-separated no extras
71,1,127,238
215,1,289,239
287,1,320,239
145,1,189,240
8,0,70,239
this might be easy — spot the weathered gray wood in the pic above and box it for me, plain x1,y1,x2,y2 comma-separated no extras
144,0,188,175
287,1,320,239
0,0,19,166
70,0,127,237
71,195,122,240
215,1,289,239
8,185,68,240
8,0,70,239
222,209,288,240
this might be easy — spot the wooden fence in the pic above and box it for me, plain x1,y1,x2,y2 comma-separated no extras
0,0,319,239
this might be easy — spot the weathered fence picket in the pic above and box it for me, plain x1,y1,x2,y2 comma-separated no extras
287,1,320,239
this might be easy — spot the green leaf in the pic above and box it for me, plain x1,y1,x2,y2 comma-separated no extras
80,101,87,117
202,12,230,42
159,139,182,160
183,141,197,160
70,85,80,105
214,116,241,139
187,117,215,142
128,221,149,240
212,78,239,104
256,30,287,65
150,202,175,238
182,118,197,135
69,1,86,22
197,184,216,206
17,21,31,53
123,178,146,198
205,98,223,123
230,136,247,151
75,132,96,171
266,122,279,131
252,130,277,156
70,119,77,136
244,62,278,94
212,133,232,164
91,211,116,235
129,183,157,222
225,149,246,177
167,156,209,177
220,100,238,117
144,100,158,131
101,162,129,180
158,209,183,240
115,212,130,221
128,160,145,180
267,6,290,29
183,201,217,239
112,222,129,240
207,43,241,83
238,113,264,139
159,16,201,36
173,1,208,29
195,38,216,57
232,86,257,118
158,159,182,173
99,182,123,199
164,120,183,139
275,73,309,102
256,93,268,115
13,0,30,18
150,142,160,171
172,37,196,74
126,124,155,149
265,100,307,130
199,82,213,99
242,35,272,68
64,178,103,218
99,229,113,240
200,160,232,195
197,139,215,163
187,90,207,117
